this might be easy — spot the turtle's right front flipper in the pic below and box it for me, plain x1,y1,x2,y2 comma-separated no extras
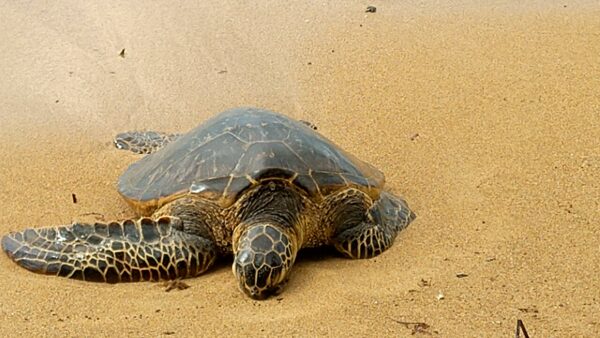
1,217,216,282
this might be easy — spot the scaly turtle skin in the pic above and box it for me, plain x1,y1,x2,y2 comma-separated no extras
1,107,415,299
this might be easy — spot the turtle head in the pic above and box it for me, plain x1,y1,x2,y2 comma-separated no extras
232,223,298,299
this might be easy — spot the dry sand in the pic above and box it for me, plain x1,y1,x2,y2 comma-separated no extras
1,1,599,337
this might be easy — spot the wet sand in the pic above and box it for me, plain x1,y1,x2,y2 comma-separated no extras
1,1,599,336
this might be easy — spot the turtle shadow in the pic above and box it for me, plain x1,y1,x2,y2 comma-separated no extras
296,245,341,263
211,254,234,272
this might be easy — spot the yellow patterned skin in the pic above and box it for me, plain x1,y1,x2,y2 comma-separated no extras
0,181,413,299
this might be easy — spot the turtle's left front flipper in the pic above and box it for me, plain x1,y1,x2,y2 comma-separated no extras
1,216,216,282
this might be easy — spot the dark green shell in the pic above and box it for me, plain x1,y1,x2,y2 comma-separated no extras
118,107,384,213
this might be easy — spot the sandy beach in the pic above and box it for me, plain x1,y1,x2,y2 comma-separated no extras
0,1,599,336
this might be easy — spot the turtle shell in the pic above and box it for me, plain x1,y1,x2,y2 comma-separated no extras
118,107,384,214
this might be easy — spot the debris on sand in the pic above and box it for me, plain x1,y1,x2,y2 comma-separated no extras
160,279,190,292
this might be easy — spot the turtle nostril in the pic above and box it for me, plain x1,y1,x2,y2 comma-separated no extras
244,285,267,299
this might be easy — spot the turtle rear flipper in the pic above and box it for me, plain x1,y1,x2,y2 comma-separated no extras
1,216,216,282
114,131,182,154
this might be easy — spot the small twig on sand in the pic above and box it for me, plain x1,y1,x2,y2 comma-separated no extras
390,318,432,335
515,319,530,338
78,212,106,221
160,279,190,292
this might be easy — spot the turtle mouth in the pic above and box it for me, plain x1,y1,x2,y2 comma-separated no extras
233,258,286,300
241,283,283,300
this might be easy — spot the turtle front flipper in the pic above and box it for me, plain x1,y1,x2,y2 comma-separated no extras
1,216,216,282
331,191,415,259
114,131,182,154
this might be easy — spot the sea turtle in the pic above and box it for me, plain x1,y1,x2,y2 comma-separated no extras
1,107,415,299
